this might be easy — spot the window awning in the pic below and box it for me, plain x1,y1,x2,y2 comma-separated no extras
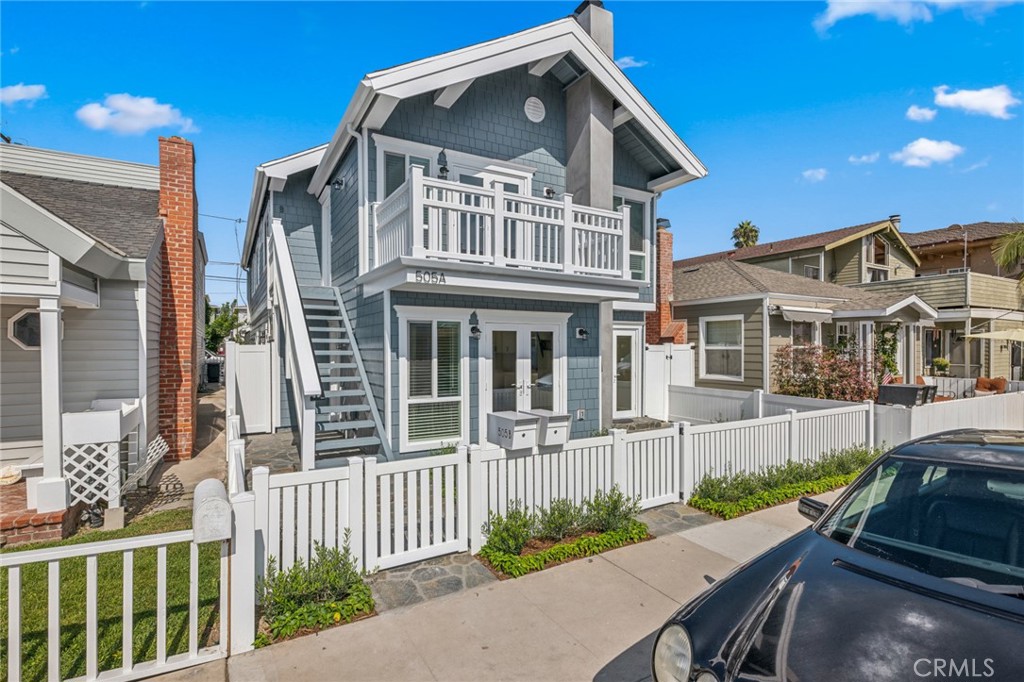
779,306,833,323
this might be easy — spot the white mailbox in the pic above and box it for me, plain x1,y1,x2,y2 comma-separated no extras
192,479,233,543
524,409,571,446
487,411,539,451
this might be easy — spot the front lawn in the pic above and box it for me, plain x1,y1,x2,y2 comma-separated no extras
1,509,222,682
688,446,882,519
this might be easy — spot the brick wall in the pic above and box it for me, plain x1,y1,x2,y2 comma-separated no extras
646,223,685,344
158,136,200,461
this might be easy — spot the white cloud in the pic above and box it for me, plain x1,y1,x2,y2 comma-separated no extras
0,83,46,106
933,84,1020,119
802,168,828,182
889,138,964,167
848,152,880,165
906,105,937,122
960,157,990,173
813,1,1015,32
615,56,648,69
76,93,197,135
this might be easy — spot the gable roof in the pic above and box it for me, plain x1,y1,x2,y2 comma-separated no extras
0,171,161,258
308,14,707,197
903,222,1022,248
672,259,937,319
674,217,921,268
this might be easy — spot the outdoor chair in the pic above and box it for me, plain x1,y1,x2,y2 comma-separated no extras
972,376,1008,397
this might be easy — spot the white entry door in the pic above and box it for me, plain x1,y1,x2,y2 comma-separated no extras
613,328,642,419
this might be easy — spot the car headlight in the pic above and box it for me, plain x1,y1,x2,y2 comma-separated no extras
653,624,692,682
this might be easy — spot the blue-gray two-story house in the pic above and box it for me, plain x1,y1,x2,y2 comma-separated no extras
242,0,706,467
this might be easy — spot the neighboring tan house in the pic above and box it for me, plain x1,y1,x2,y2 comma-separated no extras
0,139,206,540
675,216,919,286
241,0,707,467
671,260,937,392
905,221,1023,279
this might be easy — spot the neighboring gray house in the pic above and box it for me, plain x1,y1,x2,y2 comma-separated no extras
0,140,206,530
241,0,707,466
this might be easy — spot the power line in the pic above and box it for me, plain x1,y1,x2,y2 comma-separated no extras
199,213,244,223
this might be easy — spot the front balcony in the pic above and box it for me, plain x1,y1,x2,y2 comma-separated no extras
369,166,642,298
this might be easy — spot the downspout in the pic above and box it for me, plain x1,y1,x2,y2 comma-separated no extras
346,124,368,275
762,295,770,392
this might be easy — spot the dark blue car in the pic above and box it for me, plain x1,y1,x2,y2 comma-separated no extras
652,430,1024,682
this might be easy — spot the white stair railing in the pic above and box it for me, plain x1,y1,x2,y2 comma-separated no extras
270,217,321,470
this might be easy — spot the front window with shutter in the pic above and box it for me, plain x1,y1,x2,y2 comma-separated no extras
406,320,463,444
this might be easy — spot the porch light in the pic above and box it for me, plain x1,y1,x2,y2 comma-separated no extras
437,149,449,180
544,187,556,199
331,178,344,191
470,325,482,340
576,327,590,341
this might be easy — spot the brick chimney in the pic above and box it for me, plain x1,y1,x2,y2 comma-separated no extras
646,218,686,344
158,136,200,461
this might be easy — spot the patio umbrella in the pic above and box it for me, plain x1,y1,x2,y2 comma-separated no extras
967,328,1024,342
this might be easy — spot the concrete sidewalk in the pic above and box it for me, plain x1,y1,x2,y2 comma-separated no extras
160,491,841,682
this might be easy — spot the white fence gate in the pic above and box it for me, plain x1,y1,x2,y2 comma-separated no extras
645,344,694,421
225,341,272,435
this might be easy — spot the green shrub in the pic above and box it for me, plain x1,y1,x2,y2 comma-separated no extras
690,473,859,520
691,445,881,505
583,486,641,533
482,501,536,555
480,520,649,578
537,498,584,541
257,532,374,643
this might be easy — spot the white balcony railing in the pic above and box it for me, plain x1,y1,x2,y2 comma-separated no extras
373,165,631,279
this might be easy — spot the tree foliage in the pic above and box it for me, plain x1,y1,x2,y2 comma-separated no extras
732,220,760,249
992,225,1024,297
205,297,241,352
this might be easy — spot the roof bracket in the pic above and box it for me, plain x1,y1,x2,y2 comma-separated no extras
434,78,475,109
528,51,569,77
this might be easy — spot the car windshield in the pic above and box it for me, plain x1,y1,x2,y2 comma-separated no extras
819,457,1024,597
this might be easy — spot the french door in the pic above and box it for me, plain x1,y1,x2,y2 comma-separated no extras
483,323,564,420
613,327,642,419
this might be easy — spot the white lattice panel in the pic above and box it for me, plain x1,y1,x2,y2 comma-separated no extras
63,441,120,506
124,434,169,492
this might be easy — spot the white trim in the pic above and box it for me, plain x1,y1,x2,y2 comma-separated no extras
673,291,849,308
319,190,332,286
383,289,392,442
613,186,653,286
698,314,744,382
434,78,475,109
136,279,148,457
761,296,770,392
395,306,473,453
477,309,572,324
612,301,656,312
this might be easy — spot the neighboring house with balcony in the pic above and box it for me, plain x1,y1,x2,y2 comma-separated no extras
675,215,919,285
241,0,707,467
670,260,937,392
904,221,1023,279
0,139,205,538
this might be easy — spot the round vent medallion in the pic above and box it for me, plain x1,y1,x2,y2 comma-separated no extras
524,97,546,123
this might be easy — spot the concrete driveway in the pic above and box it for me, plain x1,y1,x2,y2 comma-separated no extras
162,491,841,682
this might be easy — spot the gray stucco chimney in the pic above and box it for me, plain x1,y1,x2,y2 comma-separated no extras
889,214,901,230
574,0,613,58
567,0,615,210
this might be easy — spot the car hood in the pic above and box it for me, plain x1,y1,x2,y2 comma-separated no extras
678,531,1024,682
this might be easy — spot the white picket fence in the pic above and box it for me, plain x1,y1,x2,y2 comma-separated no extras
668,385,859,424
678,403,874,499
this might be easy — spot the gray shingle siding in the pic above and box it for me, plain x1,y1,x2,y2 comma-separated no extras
343,287,386,418
329,143,359,288
378,66,568,199
613,138,653,191
276,169,322,287
389,292,600,456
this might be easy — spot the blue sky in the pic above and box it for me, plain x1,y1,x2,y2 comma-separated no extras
2,1,1022,303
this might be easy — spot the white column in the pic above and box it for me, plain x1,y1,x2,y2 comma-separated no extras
36,298,69,512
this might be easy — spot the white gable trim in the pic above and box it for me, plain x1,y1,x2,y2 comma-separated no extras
309,17,707,198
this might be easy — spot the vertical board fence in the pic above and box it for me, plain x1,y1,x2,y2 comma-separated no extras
874,392,1024,448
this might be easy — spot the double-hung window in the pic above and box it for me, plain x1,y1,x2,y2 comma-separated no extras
613,192,649,282
400,312,467,451
700,315,744,381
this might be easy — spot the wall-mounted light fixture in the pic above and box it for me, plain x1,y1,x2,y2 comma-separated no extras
544,187,556,199
470,325,482,340
438,149,449,181
331,178,344,191
575,327,589,341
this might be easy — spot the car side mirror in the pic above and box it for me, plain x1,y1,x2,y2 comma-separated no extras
798,497,828,521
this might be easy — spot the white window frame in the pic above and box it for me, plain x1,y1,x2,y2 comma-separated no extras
613,185,653,285
835,321,852,348
7,308,42,351
395,305,472,453
372,133,536,203
788,252,825,282
790,320,819,349
699,314,744,382
867,265,890,282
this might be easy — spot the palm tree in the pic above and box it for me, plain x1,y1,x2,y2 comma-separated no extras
732,220,759,249
992,224,1024,297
